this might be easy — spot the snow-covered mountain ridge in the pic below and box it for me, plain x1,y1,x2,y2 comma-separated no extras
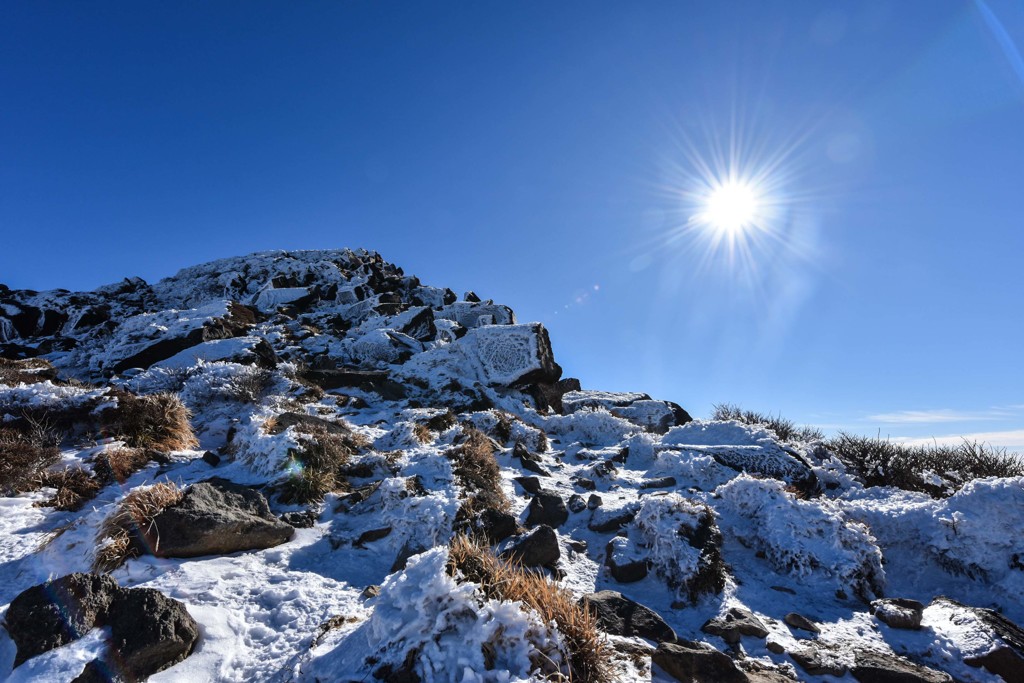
1,249,1021,682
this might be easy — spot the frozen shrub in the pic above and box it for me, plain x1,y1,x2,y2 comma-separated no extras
0,358,57,386
448,536,611,683
94,481,184,572
545,407,640,447
717,474,885,601
827,433,1024,497
100,391,198,451
626,494,727,603
180,362,276,406
310,547,594,682
278,421,367,504
712,403,824,443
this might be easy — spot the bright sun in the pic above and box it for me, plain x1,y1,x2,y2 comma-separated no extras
701,179,762,235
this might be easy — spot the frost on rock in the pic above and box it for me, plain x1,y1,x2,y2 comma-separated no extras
307,548,565,682
717,475,885,601
662,420,815,485
401,323,560,389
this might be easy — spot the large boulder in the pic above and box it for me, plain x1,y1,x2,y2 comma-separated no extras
582,590,677,643
850,650,952,683
871,598,924,630
106,301,257,373
105,587,200,680
524,491,568,528
4,573,198,679
5,573,120,666
652,640,747,683
146,479,294,558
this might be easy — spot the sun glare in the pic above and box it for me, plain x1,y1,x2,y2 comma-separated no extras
701,179,762,235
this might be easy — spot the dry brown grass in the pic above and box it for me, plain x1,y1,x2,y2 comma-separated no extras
93,481,183,572
92,447,153,484
0,357,57,385
279,423,366,504
412,423,433,444
0,428,61,496
35,467,103,511
447,426,509,530
101,391,198,451
448,535,611,683
423,410,457,433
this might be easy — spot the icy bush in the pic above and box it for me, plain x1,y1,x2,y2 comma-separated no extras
312,548,565,682
231,410,301,479
0,381,106,413
633,495,701,582
717,475,885,600
624,494,726,602
544,408,639,447
180,362,277,406
376,477,456,550
649,449,736,491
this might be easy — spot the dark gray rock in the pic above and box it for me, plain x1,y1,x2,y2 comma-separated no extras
784,612,821,634
6,573,120,666
653,640,747,683
588,505,638,533
567,494,587,513
5,573,198,679
640,476,677,490
605,537,649,583
790,646,846,677
477,507,518,544
871,598,925,630
147,480,294,558
702,607,770,644
281,509,318,528
514,476,543,495
587,494,602,510
851,650,952,683
355,526,392,546
525,492,568,528
106,587,199,680
503,524,560,567
582,590,677,643
300,368,407,400
391,541,429,573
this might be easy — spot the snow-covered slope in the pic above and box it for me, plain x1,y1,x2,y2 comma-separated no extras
1,249,1021,683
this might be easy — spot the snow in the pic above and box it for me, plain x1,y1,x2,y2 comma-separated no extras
2,249,1022,683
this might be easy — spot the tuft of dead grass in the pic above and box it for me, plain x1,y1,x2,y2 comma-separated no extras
423,409,457,434
93,481,183,572
101,391,198,451
35,467,102,511
448,535,611,683
0,428,61,496
279,423,366,504
412,423,433,444
447,426,508,531
712,403,824,443
0,357,57,385
92,447,153,484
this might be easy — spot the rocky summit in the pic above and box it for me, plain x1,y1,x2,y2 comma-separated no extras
1,249,1022,682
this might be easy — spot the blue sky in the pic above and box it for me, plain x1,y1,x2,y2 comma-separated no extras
2,1,1023,448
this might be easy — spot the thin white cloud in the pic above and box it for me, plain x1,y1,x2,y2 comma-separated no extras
892,429,1024,450
866,409,998,424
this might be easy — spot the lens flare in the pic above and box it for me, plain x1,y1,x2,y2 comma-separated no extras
698,178,763,236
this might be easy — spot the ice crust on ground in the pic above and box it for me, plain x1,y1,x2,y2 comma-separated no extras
0,249,1020,683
